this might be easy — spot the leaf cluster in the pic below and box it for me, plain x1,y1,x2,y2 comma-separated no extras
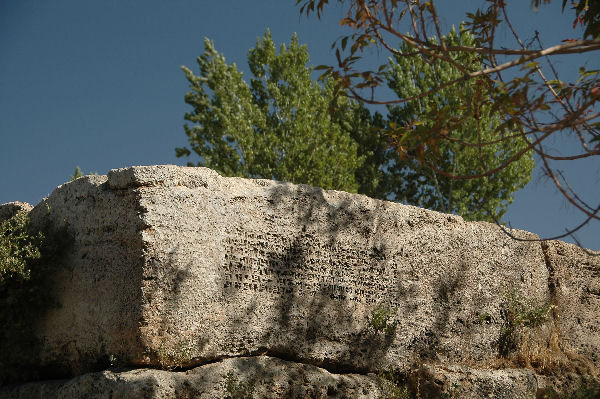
370,303,397,333
384,27,534,221
561,0,600,39
0,212,43,284
178,30,363,192
0,210,71,385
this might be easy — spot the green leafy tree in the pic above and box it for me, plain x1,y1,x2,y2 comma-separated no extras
178,30,363,192
340,103,388,200
383,27,535,221
0,212,42,284
178,29,533,222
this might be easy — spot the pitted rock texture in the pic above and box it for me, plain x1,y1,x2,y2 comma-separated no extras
2,165,598,394
27,174,147,375
5,357,592,399
412,364,599,399
20,165,553,375
0,356,387,399
544,240,600,366
410,364,539,399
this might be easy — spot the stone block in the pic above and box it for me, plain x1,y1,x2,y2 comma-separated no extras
22,165,554,377
412,364,539,399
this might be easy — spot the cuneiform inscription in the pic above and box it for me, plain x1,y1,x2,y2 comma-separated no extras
220,230,401,305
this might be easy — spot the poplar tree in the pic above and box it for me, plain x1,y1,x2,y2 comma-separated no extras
178,30,363,192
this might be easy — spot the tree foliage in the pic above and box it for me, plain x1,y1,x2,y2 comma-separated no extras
0,212,42,284
178,30,363,192
559,0,600,39
179,29,535,222
384,27,534,221
0,210,70,385
297,0,600,241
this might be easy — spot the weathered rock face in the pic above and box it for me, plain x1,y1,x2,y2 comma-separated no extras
24,166,548,371
1,165,598,397
4,357,596,399
0,356,387,399
544,240,600,366
0,356,561,399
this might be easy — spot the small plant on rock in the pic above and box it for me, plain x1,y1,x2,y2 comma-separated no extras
498,289,554,357
371,303,397,334
69,166,98,181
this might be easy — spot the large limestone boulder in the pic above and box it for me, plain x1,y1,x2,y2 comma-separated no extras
22,165,552,374
544,240,600,366
1,165,598,397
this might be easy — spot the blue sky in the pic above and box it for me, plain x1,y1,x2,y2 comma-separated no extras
1,1,598,249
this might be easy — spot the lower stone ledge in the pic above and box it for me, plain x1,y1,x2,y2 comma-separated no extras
3,355,597,399
0,356,384,399
410,364,599,399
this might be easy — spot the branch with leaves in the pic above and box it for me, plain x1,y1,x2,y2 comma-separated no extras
298,0,600,245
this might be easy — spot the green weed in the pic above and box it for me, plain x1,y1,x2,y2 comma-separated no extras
371,303,397,334
498,289,553,357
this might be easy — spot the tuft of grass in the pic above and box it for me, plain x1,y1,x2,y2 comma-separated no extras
69,166,84,181
498,289,554,358
69,166,98,182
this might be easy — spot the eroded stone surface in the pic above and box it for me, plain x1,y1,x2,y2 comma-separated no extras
10,165,591,379
0,356,386,399
5,357,594,399
413,364,539,399
27,175,147,375
544,240,600,368
115,166,549,372
414,364,599,398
